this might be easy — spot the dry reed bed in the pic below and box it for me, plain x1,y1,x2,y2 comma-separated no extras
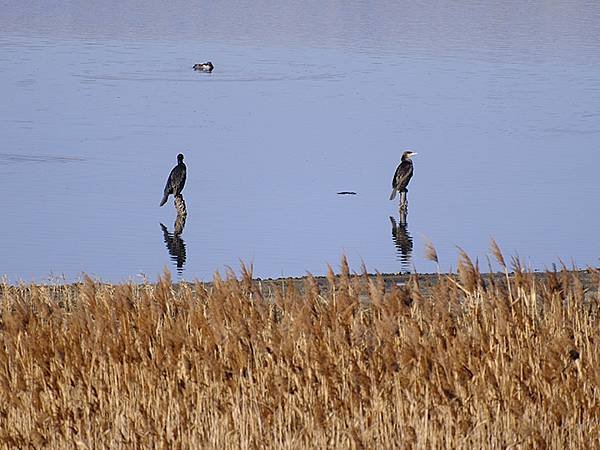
1,251,599,449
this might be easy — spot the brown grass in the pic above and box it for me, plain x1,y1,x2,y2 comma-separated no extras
1,253,599,449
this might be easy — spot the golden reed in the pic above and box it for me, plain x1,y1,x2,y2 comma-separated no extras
1,248,599,448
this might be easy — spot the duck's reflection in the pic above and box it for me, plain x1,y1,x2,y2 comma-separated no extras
389,208,413,271
160,195,187,275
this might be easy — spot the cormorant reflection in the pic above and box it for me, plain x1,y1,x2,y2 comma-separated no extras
160,195,187,275
389,208,413,271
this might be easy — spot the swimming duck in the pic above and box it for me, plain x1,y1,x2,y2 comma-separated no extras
193,62,214,72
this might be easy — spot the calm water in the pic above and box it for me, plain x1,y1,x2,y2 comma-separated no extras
1,1,599,282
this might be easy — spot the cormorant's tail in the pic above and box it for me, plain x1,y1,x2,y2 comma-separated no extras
159,194,169,206
389,188,397,200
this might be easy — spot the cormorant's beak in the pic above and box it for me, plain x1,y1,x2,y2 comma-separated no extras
411,152,418,156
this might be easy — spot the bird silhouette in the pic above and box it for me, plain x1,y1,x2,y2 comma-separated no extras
390,151,417,210
160,154,187,207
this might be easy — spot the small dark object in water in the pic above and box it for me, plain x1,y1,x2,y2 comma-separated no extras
193,62,214,72
337,191,357,195
160,154,187,206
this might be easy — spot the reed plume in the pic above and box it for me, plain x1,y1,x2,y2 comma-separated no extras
0,254,598,448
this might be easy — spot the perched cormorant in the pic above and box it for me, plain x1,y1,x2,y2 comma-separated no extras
389,151,417,201
159,154,187,207
193,62,214,72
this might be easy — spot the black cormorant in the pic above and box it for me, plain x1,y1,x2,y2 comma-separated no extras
193,62,214,72
160,154,187,207
389,151,417,201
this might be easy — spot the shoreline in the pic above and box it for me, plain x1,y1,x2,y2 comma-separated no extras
3,268,598,297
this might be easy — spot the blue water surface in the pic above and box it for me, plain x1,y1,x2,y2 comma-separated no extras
1,1,599,282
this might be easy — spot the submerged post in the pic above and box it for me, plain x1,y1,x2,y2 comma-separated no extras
399,190,408,212
174,212,186,236
174,194,187,218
